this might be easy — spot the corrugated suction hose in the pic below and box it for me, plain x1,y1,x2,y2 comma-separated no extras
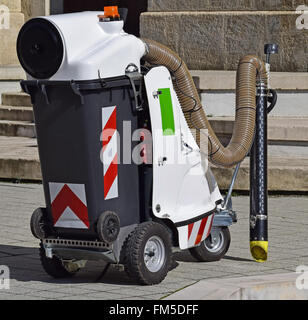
141,38,268,167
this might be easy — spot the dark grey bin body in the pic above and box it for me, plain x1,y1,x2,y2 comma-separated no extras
22,76,142,240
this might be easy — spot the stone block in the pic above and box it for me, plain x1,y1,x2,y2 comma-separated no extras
21,0,49,21
148,0,308,11
0,66,26,80
0,0,21,12
0,12,24,66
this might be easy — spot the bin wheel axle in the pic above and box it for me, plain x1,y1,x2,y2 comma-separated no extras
96,211,120,243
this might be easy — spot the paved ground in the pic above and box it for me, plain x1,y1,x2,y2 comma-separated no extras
0,182,307,300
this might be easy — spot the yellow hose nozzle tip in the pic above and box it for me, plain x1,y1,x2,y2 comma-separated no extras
250,241,268,262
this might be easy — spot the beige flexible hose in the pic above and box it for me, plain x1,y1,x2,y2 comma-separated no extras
141,38,268,168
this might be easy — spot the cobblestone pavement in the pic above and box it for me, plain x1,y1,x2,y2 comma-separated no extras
0,182,307,300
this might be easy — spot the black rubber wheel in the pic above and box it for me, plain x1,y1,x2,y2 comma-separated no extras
39,244,78,279
189,227,231,262
96,211,120,243
30,208,47,239
122,222,172,285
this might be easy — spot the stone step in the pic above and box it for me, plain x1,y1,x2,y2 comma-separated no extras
0,136,41,181
0,82,23,105
213,144,308,192
0,136,307,191
1,92,32,107
209,117,308,144
201,91,308,118
0,106,34,121
212,155,308,192
191,70,308,91
0,116,305,143
0,120,35,138
191,70,308,118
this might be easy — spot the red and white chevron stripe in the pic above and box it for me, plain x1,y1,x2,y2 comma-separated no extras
187,214,214,247
49,183,89,229
102,106,118,200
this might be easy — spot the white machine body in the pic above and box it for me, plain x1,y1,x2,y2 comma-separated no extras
27,11,145,80
144,67,222,249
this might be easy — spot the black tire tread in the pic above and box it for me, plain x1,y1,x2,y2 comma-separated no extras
122,222,172,285
30,208,46,239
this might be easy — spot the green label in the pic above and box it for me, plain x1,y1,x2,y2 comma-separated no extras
158,88,175,136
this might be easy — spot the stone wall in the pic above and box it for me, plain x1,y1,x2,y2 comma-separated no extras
141,1,308,72
148,0,308,11
0,0,48,79
0,1,24,67
21,0,49,21
1,0,22,12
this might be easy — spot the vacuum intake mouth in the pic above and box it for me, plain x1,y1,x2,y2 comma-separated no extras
250,241,268,262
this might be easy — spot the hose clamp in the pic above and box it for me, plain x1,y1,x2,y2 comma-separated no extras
250,214,267,229
256,81,267,97
141,40,150,56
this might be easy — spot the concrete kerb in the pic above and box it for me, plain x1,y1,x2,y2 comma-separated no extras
164,273,308,300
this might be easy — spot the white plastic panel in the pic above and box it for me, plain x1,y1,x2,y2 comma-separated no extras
144,67,222,230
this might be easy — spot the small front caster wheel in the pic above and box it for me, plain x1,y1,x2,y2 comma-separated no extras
189,227,231,262
39,244,79,278
122,222,172,285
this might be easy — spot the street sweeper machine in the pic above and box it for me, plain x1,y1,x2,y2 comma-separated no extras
17,7,278,285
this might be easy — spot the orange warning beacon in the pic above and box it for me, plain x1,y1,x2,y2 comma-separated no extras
98,6,120,21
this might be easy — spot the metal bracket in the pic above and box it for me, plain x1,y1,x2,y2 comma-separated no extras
158,156,167,166
152,90,162,99
45,246,53,259
70,80,85,105
213,163,241,228
20,81,36,105
222,162,241,210
213,209,237,227
126,71,143,111
182,141,193,154
40,83,50,105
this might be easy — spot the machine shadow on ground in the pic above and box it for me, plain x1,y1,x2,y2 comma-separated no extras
0,244,136,285
1,243,252,287
0,244,182,286
173,250,253,263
